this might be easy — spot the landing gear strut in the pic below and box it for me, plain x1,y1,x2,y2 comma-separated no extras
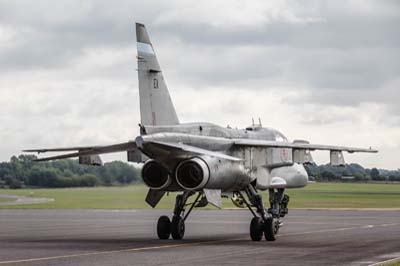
242,185,289,241
156,191,201,240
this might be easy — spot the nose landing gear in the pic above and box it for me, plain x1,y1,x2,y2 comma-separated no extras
264,216,279,241
242,185,289,241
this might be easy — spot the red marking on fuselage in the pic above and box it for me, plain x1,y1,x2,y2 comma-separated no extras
280,148,289,161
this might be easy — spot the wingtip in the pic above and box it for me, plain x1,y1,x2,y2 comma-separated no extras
368,147,379,153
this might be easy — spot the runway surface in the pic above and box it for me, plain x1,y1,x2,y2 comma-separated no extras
0,209,399,266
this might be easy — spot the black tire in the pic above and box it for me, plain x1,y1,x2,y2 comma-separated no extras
171,216,185,240
157,216,171,240
264,217,278,241
250,217,263,241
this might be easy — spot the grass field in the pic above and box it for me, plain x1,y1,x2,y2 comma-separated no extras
0,183,399,209
384,261,400,266
0,198,13,203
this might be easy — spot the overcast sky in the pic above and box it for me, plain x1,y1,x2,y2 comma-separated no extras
0,0,399,169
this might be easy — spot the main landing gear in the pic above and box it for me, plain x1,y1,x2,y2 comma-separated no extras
242,184,290,241
156,191,202,240
156,186,289,241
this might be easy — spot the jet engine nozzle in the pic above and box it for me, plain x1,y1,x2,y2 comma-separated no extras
175,156,251,191
141,159,172,190
175,157,209,190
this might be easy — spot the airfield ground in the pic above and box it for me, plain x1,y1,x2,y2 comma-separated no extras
0,183,399,265
0,209,399,266
0,183,400,209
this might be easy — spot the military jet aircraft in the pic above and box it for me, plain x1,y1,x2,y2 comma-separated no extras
24,23,377,241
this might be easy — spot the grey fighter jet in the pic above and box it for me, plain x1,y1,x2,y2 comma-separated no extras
24,23,377,241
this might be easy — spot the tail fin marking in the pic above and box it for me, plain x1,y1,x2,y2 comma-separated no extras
135,23,179,127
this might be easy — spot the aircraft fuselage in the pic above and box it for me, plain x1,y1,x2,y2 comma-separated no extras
138,122,309,192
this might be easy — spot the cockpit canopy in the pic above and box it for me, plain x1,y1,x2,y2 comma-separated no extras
245,125,288,142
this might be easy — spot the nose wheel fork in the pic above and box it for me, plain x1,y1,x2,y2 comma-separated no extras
242,185,289,241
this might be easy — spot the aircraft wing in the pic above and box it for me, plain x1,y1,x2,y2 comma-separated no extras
138,140,242,161
233,139,378,153
23,141,137,162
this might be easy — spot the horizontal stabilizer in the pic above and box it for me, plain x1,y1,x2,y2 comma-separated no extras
23,141,137,162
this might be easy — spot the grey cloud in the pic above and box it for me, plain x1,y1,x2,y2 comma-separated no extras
150,1,400,97
1,0,399,94
285,84,400,107
0,0,168,70
381,105,400,127
0,0,399,168
288,52,398,94
154,1,400,49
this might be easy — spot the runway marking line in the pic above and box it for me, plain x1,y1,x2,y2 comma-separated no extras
0,239,242,265
368,256,400,266
1,222,399,265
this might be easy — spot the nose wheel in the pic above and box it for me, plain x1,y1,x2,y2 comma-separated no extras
264,217,279,241
240,185,289,241
249,216,279,241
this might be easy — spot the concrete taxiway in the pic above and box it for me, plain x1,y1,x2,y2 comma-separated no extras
0,209,399,266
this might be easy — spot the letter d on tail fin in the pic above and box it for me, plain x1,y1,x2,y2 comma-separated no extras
136,23,179,127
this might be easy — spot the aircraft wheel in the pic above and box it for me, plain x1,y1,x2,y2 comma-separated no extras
157,215,171,240
171,216,185,240
264,217,278,241
250,217,263,241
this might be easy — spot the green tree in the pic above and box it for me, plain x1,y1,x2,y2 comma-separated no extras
370,168,380,181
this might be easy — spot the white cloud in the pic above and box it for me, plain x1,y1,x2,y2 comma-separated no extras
0,0,398,169
154,0,326,28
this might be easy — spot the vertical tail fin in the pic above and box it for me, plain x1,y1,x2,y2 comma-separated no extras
136,23,179,126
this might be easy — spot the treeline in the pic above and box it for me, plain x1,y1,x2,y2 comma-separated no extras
0,155,398,189
0,155,141,189
305,163,400,182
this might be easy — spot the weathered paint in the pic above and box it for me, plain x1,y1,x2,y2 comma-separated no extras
138,124,308,191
